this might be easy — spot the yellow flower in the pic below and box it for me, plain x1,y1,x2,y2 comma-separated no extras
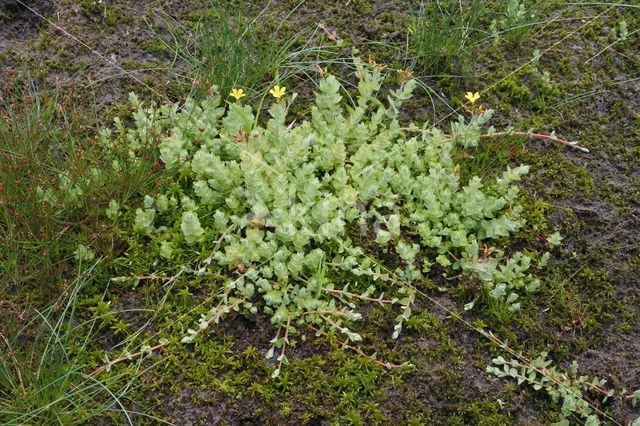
269,85,286,100
230,88,246,101
366,55,387,71
317,65,328,77
397,68,414,81
465,91,480,105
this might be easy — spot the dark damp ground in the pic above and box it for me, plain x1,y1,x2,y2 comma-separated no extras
1,0,638,424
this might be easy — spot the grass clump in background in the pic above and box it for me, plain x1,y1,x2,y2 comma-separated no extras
151,0,344,101
0,77,162,302
0,261,149,424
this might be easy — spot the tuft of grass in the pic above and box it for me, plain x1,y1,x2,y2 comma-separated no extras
1,80,90,297
0,261,141,424
150,0,343,100
0,77,161,302
409,1,485,74
408,0,548,75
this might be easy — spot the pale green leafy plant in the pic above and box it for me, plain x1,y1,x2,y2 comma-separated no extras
488,355,604,424
490,0,540,45
484,329,640,425
487,353,640,425
113,58,542,376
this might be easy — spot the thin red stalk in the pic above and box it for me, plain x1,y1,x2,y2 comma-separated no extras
483,131,589,152
300,310,349,317
87,343,165,377
503,363,619,420
214,287,233,310
322,288,395,304
502,360,567,388
318,23,338,42
398,127,589,152
495,338,615,398
577,380,612,397
320,315,350,335
203,229,230,264
487,333,565,387
484,332,532,363
277,318,291,372
359,270,401,284
271,327,281,347
193,300,244,337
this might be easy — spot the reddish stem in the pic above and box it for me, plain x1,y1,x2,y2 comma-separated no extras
323,288,395,304
318,23,338,42
192,300,244,338
398,127,589,152
483,131,589,153
88,298,242,377
300,310,349,317
88,343,166,377
491,334,617,399
277,318,291,373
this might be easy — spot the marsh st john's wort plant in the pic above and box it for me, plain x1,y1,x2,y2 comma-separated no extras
485,329,640,425
111,58,547,377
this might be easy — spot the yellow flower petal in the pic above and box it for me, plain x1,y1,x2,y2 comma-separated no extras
230,88,246,101
397,68,414,81
269,85,286,100
465,91,480,105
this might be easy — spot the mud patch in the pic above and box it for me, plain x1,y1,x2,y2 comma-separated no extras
0,0,52,45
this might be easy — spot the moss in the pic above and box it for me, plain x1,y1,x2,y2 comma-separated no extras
518,195,552,234
144,40,168,55
496,77,533,105
37,31,55,50
452,400,511,424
